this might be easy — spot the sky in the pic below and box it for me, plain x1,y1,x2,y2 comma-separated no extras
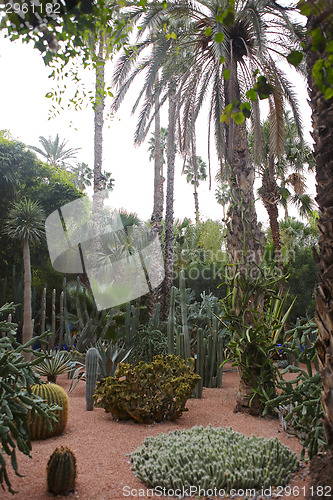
0,29,315,228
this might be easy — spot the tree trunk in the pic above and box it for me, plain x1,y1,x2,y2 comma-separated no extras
261,159,284,274
22,236,33,361
224,64,265,411
226,120,264,265
148,66,164,318
94,34,105,194
306,2,333,451
193,184,200,225
162,87,177,319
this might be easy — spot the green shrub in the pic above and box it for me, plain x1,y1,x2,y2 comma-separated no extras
265,319,326,460
94,354,200,423
129,327,168,364
131,425,298,492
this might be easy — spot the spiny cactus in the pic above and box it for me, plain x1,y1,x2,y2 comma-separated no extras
85,347,99,411
29,383,69,440
47,446,76,496
131,425,298,492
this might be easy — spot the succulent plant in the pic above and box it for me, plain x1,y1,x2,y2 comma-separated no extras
94,355,200,423
33,349,74,383
28,383,69,440
85,347,99,411
131,425,298,492
47,446,76,495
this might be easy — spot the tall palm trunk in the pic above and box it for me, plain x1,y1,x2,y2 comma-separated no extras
261,156,284,274
193,182,200,225
162,87,177,319
306,3,333,451
94,34,105,194
148,37,164,318
225,64,265,411
22,236,32,361
226,118,264,264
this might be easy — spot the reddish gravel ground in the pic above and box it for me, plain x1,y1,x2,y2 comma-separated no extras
2,366,310,500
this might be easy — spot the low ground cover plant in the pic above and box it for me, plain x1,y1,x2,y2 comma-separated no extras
130,425,299,492
94,354,200,423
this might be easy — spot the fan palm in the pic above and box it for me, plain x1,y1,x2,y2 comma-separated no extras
4,198,45,360
29,134,80,169
183,155,207,223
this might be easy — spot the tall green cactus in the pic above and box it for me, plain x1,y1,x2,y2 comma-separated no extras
179,270,190,360
85,347,99,411
167,286,176,355
47,446,77,495
196,328,204,398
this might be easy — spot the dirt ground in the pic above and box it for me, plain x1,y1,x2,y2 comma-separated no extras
3,366,312,500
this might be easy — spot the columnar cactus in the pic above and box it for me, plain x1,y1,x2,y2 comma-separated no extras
29,383,69,440
47,446,76,495
131,425,299,492
85,347,99,411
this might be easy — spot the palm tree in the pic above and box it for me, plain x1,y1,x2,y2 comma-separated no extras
71,162,93,191
305,0,333,453
4,198,45,360
215,182,232,220
29,134,80,169
251,114,314,272
165,0,304,270
182,155,207,224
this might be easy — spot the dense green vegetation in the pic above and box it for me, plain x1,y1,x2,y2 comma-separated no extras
0,0,332,495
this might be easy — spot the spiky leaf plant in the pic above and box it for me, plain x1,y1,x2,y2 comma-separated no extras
33,349,74,383
131,425,298,492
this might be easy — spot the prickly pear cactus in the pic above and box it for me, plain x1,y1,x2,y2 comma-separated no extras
29,383,69,440
131,425,298,492
85,347,99,411
47,446,76,495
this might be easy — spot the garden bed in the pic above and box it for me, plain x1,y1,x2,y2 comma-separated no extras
3,366,310,500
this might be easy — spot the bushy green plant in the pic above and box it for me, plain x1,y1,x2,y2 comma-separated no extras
0,303,60,494
94,355,200,423
130,425,298,491
219,264,294,413
265,319,326,460
129,326,167,364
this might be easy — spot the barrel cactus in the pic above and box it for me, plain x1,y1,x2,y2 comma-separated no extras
47,446,76,495
29,383,69,440
85,347,99,411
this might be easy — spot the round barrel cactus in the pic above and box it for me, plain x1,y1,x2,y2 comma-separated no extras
29,383,69,440
47,446,76,495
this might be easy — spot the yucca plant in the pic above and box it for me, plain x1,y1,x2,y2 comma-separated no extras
33,349,75,383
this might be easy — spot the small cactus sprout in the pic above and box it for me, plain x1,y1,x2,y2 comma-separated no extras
47,446,77,496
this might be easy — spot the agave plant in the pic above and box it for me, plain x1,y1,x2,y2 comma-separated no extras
33,350,75,383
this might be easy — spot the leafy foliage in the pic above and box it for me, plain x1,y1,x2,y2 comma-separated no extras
129,326,168,364
131,425,298,491
33,349,75,383
0,303,59,494
265,319,326,460
219,264,294,413
94,355,200,423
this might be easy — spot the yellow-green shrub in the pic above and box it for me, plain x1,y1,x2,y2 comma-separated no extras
94,354,200,423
